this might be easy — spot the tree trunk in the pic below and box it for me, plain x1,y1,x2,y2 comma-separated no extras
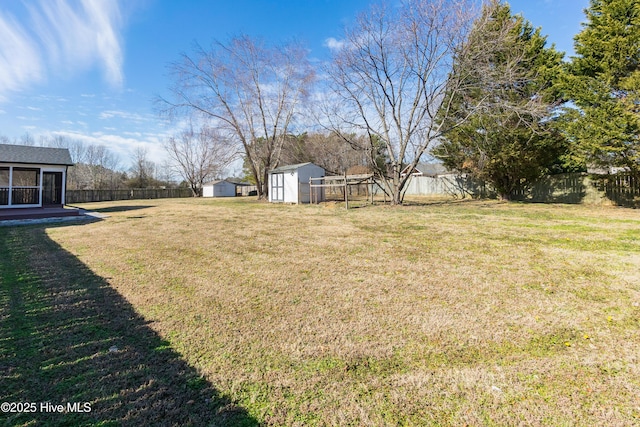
259,169,269,200
390,168,404,205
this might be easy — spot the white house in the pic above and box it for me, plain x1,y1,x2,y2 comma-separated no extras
268,162,325,204
202,179,236,197
0,144,73,209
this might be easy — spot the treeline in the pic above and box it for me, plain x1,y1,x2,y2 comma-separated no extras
434,0,640,199
3,1,635,203
241,132,385,182
0,134,180,191
160,0,639,204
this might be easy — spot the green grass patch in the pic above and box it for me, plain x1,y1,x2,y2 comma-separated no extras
3,197,640,426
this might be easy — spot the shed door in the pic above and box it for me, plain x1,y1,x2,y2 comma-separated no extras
271,173,284,201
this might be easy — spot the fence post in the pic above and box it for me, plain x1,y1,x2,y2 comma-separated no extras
344,170,349,210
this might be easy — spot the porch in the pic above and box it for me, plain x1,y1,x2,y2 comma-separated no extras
0,207,81,221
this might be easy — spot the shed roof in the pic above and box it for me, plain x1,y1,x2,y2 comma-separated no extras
269,162,319,173
203,179,236,186
0,143,73,166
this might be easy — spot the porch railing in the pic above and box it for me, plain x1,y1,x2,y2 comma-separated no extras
11,187,39,205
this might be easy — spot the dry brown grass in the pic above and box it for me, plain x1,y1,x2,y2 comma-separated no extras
39,197,640,425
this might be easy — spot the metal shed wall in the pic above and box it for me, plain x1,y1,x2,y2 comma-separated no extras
202,181,236,197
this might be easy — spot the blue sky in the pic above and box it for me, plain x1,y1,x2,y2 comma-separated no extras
0,0,589,172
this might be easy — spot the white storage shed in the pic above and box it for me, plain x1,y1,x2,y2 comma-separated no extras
202,179,236,197
268,162,325,204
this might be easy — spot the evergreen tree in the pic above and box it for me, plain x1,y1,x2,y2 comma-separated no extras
562,0,640,173
433,1,567,199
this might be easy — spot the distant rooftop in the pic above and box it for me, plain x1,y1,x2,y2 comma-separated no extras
0,143,73,166
270,162,329,174
402,162,450,177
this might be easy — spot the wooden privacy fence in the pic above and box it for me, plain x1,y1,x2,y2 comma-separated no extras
66,188,193,204
404,172,640,207
600,173,640,207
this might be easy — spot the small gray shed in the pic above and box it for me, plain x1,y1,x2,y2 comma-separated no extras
202,179,236,197
268,162,325,204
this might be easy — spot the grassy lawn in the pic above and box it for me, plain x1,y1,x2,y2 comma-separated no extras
2,197,640,426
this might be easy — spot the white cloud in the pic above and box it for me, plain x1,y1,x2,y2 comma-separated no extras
32,0,124,88
0,11,43,100
50,129,167,166
0,1,125,100
324,37,346,52
99,109,149,122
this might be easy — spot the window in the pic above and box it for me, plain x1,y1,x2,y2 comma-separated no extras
0,168,8,186
10,168,40,205
12,168,39,187
0,167,8,205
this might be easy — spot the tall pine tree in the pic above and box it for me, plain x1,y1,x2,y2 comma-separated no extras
562,0,640,174
433,1,566,199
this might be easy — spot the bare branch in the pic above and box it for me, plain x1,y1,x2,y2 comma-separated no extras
164,124,238,196
325,0,480,204
160,36,314,198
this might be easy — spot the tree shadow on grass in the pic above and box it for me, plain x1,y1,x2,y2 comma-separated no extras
0,224,259,427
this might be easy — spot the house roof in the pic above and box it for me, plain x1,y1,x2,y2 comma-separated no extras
269,162,316,173
402,162,449,177
0,143,73,166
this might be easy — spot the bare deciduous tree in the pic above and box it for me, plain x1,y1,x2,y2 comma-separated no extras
165,124,237,196
128,147,156,188
19,132,35,146
326,0,479,204
85,144,121,189
161,35,314,198
45,135,124,190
